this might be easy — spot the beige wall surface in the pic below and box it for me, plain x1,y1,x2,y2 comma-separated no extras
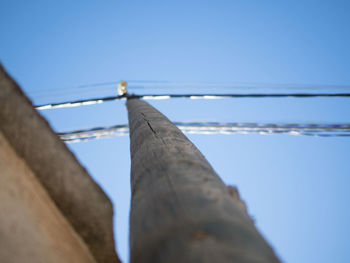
0,131,96,263
0,64,119,263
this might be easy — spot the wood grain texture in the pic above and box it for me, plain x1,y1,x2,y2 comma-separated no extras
0,64,120,263
127,98,281,263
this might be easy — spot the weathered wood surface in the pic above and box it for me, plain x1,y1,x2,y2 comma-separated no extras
0,64,120,263
127,98,280,263
0,131,97,263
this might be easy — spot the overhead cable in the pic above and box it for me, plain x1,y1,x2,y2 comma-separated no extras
35,95,125,110
36,93,350,110
58,122,350,143
28,80,350,102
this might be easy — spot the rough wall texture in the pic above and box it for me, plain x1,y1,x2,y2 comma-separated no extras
0,64,120,263
127,98,280,263
0,131,97,263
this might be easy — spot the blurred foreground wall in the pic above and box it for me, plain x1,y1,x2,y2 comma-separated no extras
0,64,120,263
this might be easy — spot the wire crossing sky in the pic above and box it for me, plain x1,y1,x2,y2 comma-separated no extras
58,122,350,143
35,92,350,110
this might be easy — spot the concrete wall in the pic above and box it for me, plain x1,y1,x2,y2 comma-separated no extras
0,64,120,263
0,131,96,263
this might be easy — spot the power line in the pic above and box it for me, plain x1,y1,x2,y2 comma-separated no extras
125,81,350,92
28,80,350,94
29,87,120,100
35,95,125,110
28,81,119,95
58,122,350,143
36,93,350,110
27,80,350,103
132,93,350,99
28,80,350,104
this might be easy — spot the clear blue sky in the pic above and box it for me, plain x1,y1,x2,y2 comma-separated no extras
1,1,350,262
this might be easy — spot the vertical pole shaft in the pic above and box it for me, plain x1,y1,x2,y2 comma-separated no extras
127,98,280,263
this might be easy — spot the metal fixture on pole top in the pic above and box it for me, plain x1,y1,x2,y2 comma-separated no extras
118,80,127,96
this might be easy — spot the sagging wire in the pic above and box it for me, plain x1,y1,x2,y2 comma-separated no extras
29,80,350,95
58,122,350,143
35,95,125,110
35,92,350,110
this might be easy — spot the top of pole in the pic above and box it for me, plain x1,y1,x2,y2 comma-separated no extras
118,80,128,96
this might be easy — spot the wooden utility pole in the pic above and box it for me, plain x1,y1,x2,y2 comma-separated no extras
127,98,281,263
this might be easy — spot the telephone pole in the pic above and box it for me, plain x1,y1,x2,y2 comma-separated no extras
127,97,280,263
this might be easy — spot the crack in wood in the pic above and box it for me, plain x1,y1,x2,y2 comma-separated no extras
140,112,167,145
